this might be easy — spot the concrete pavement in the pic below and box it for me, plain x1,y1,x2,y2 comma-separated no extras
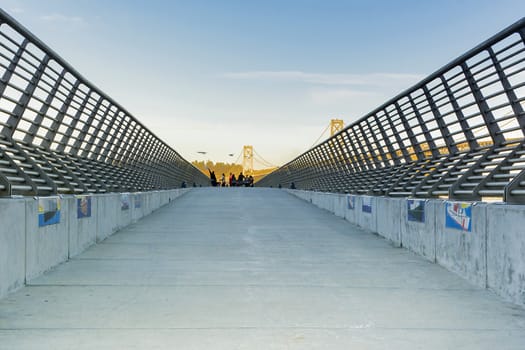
0,188,524,349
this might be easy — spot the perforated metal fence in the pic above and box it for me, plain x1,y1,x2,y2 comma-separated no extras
0,10,208,196
258,18,525,204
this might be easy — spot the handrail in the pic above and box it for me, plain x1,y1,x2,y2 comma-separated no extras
0,10,208,195
258,18,525,204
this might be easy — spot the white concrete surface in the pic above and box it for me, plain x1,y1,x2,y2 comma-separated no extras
376,197,402,247
25,197,69,282
344,194,358,224
401,199,437,262
67,196,97,258
96,194,120,242
117,193,132,230
131,193,144,223
357,196,377,232
487,203,525,306
333,193,346,218
0,198,26,299
149,191,161,214
1,188,524,349
435,202,487,288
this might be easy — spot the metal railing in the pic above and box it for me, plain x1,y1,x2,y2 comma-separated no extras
0,10,208,196
258,18,525,204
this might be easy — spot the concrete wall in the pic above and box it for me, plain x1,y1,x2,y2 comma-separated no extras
435,202,487,288
333,194,346,219
486,204,525,306
117,193,133,230
401,199,437,262
0,188,191,300
358,196,378,233
376,197,402,247
96,194,120,242
131,193,145,223
25,197,70,281
0,198,26,299
286,189,525,307
344,194,358,224
67,196,97,258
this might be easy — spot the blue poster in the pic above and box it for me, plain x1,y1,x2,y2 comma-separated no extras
38,197,61,227
407,199,425,223
445,202,472,232
134,194,142,209
362,196,372,213
77,196,92,219
347,195,355,210
121,193,130,211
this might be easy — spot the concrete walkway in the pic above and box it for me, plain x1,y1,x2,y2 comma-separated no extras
1,188,524,349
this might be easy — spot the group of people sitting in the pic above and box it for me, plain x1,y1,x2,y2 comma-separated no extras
208,169,254,187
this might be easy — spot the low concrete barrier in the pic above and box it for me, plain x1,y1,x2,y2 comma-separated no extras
67,196,97,258
160,191,170,206
0,188,191,300
400,199,437,261
0,198,26,299
344,194,358,224
376,197,402,246
96,194,120,242
357,196,377,233
435,201,487,288
334,194,346,218
25,197,69,281
149,191,161,214
142,192,153,217
117,193,133,230
131,193,145,223
486,204,525,306
285,189,525,307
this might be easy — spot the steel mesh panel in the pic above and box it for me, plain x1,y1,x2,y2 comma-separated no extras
258,18,525,203
0,10,208,196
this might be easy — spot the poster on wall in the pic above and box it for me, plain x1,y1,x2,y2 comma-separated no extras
362,196,372,213
407,199,425,223
347,195,355,210
76,196,92,219
38,197,61,227
121,193,130,211
135,194,142,209
445,202,472,232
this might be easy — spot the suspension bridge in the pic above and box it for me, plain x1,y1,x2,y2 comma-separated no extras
206,120,346,181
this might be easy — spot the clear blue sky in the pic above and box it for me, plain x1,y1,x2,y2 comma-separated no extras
1,0,524,167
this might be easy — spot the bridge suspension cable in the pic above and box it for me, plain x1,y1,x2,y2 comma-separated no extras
307,119,345,151
308,124,331,150
252,148,277,168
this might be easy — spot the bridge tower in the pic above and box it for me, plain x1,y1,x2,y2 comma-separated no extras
243,145,254,176
330,119,344,136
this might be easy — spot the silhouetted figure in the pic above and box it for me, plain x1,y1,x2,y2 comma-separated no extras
238,172,244,186
208,169,217,187
246,175,254,187
231,174,237,187
181,181,187,188
221,173,226,187
290,182,296,189
229,173,233,187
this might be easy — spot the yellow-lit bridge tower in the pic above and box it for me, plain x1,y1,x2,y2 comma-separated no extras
243,145,254,176
330,119,344,136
